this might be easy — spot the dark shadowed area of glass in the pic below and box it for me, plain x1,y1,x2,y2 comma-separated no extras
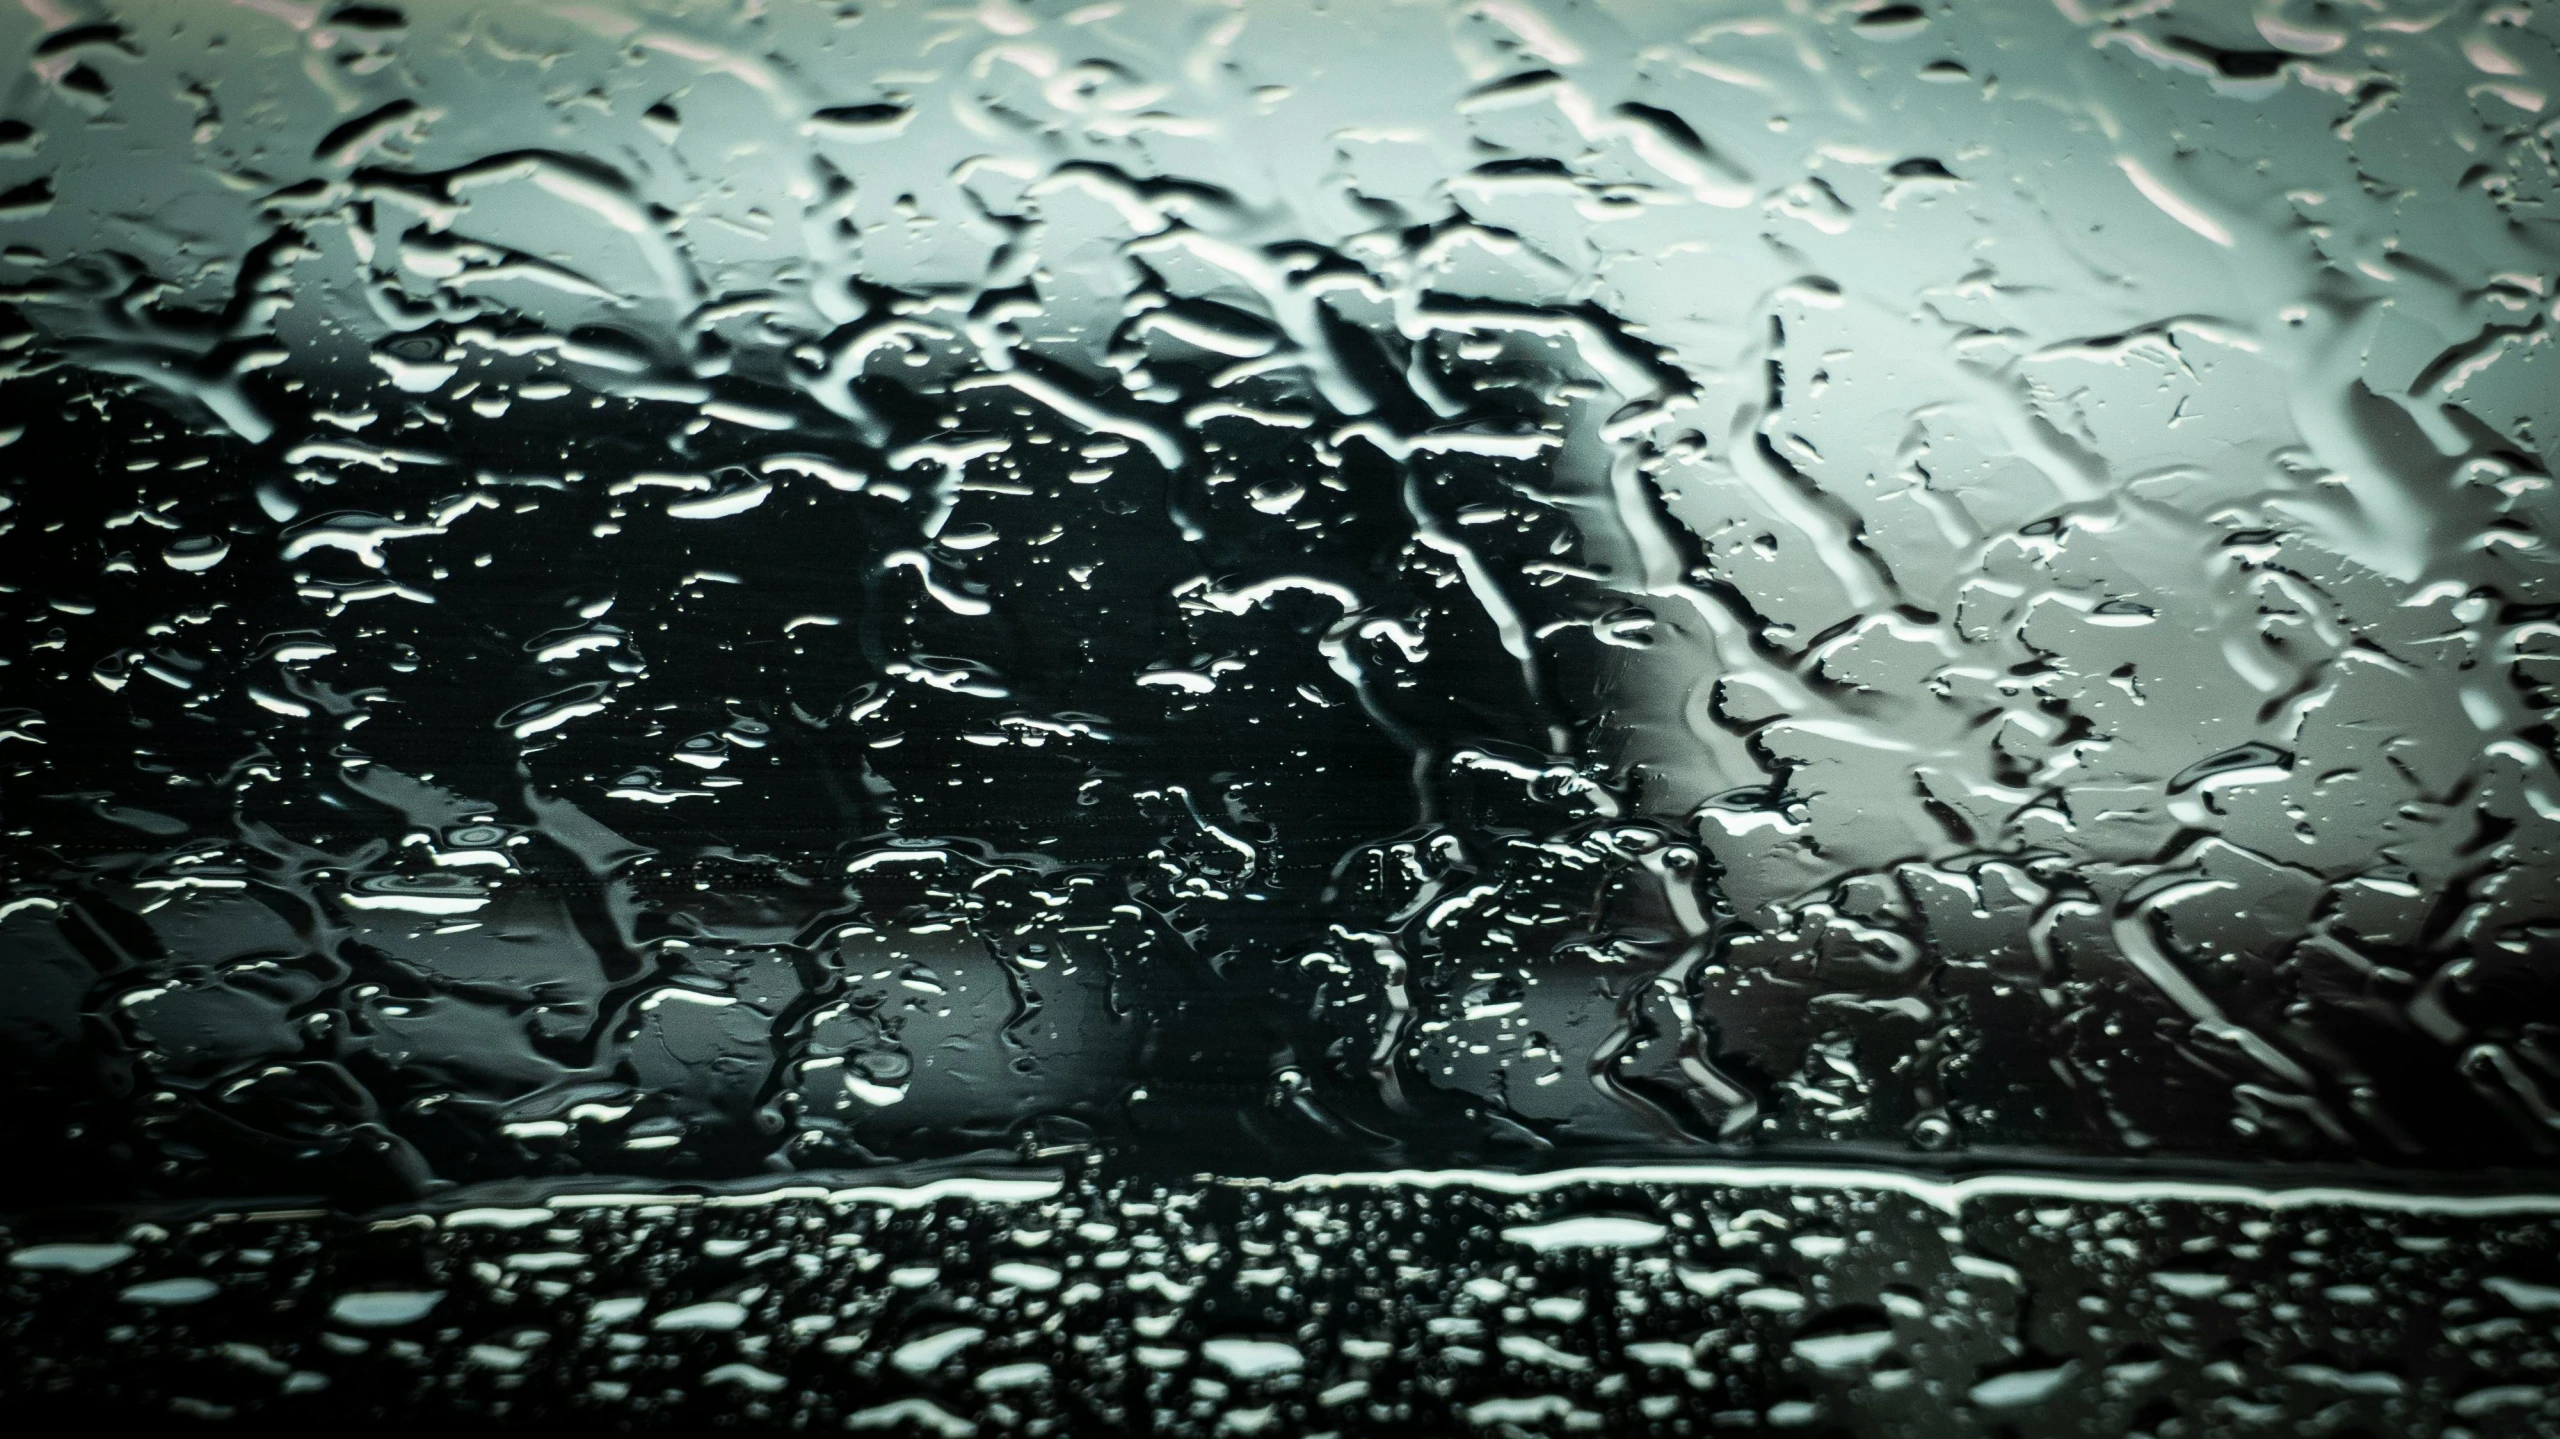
3,0,2560,1433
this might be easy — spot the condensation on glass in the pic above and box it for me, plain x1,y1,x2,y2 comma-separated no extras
0,0,2553,1204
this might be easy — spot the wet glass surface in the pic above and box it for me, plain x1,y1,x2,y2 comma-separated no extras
2,0,2559,1431
14,1168,2560,1436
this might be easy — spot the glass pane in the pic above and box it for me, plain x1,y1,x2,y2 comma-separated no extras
3,0,2556,1431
